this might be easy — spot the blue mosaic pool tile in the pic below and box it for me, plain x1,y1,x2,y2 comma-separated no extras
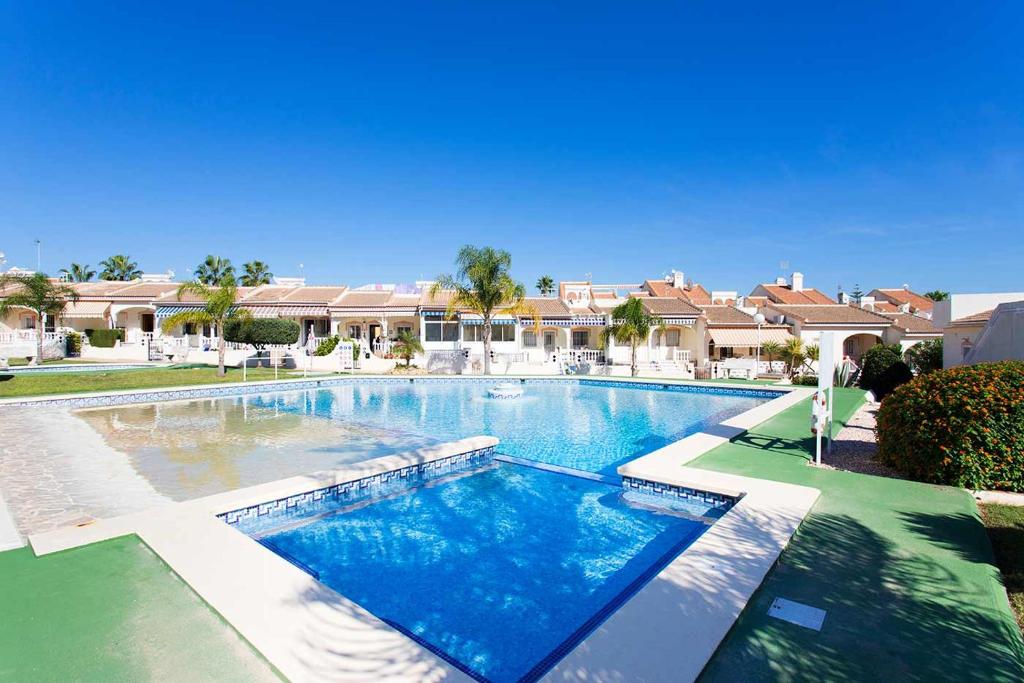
621,475,739,510
220,444,497,534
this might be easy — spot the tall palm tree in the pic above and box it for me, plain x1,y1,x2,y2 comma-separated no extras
60,263,96,282
430,245,538,375
0,273,79,363
536,275,555,297
240,260,273,287
99,254,142,281
782,338,806,378
924,290,949,302
159,275,249,376
194,255,235,285
392,329,424,368
601,297,663,377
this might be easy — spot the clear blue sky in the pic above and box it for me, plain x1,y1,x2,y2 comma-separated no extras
2,2,1021,295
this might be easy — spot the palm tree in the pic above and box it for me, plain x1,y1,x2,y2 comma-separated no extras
0,273,79,364
240,260,272,287
430,245,538,375
924,290,949,302
392,329,424,368
194,255,235,285
60,263,96,282
536,275,555,297
782,337,806,378
760,340,782,371
159,275,249,376
99,254,142,281
601,298,663,377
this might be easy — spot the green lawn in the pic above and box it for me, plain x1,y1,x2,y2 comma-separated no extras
0,364,293,398
696,388,1024,682
982,504,1024,632
0,536,278,681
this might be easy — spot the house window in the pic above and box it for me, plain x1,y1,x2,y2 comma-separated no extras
523,331,537,347
396,325,412,337
572,330,589,347
425,319,459,342
348,325,361,339
313,319,330,336
665,329,680,346
463,323,515,342
44,315,56,333
543,331,556,349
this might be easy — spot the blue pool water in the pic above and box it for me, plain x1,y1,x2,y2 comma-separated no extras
257,461,717,682
245,379,770,475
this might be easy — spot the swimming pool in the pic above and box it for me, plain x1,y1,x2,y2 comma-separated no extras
235,458,727,682
3,363,152,374
74,379,772,501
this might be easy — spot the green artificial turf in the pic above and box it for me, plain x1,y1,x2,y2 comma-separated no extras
696,388,1024,682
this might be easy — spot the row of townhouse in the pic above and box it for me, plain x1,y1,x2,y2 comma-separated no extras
0,269,943,376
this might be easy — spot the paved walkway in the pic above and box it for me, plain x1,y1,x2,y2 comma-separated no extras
695,388,1024,682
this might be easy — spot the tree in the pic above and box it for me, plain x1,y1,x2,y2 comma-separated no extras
924,290,949,302
0,272,79,364
782,337,807,378
760,340,783,369
430,245,538,375
601,298,662,377
99,254,141,281
904,338,943,375
536,275,555,297
850,283,864,304
240,260,273,287
392,329,424,368
195,255,235,285
60,263,95,282
159,275,249,376
223,318,299,358
859,343,912,400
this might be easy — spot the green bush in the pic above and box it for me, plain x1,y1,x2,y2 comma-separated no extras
905,338,943,375
65,331,82,356
223,318,300,349
314,335,340,356
877,361,1024,491
86,328,125,348
859,343,912,400
793,374,819,386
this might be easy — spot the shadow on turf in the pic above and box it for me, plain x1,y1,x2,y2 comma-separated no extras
699,512,1024,682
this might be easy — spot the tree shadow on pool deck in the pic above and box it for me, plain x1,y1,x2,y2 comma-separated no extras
698,512,1024,683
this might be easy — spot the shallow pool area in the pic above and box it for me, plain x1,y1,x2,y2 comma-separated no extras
242,459,724,682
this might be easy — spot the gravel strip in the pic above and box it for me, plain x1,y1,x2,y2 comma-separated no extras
820,402,906,479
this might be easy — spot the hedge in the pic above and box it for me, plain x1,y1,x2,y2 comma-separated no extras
876,361,1024,491
859,343,913,400
86,328,125,348
223,318,300,349
314,335,340,356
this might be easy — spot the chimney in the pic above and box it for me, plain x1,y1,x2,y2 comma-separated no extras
775,276,787,286
670,270,685,289
837,291,849,304
791,272,804,292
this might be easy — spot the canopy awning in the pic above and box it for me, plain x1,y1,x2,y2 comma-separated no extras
155,305,201,318
273,305,328,318
60,301,110,319
707,327,794,347
460,314,516,325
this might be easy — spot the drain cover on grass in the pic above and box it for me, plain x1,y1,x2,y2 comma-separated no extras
768,597,826,631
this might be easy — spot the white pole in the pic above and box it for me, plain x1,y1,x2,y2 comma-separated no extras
756,323,761,378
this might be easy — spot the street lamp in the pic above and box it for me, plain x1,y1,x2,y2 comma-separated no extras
753,313,766,378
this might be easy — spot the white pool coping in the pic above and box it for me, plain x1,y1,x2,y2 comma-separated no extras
19,376,818,682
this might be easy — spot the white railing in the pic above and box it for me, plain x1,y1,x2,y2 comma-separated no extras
672,349,692,363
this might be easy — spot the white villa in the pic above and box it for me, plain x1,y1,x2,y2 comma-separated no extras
0,269,946,377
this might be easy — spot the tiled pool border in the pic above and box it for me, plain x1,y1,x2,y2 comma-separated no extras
622,475,740,509
220,445,496,532
0,374,787,410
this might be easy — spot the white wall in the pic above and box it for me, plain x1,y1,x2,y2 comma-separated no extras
933,292,1024,328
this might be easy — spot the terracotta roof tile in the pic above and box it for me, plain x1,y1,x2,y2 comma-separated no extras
882,313,940,334
523,297,572,317
760,284,836,305
769,304,893,325
639,297,702,317
950,309,993,326
872,288,935,313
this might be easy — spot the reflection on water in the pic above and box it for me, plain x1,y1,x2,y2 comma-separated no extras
74,381,767,501
77,394,438,500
